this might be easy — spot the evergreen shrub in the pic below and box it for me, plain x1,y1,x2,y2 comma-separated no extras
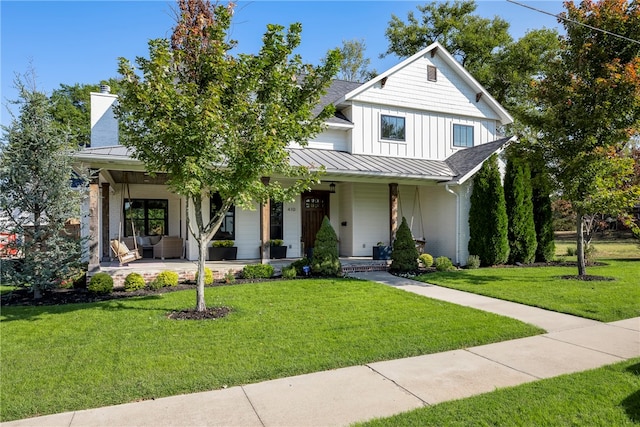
290,258,310,275
468,154,509,266
124,273,146,292
196,267,214,285
242,264,274,279
435,256,455,272
282,266,297,279
505,158,537,264
311,217,341,276
419,253,434,268
390,217,419,272
150,271,179,289
466,255,481,269
88,272,113,294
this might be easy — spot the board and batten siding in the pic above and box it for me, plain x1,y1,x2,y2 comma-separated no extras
308,128,349,151
349,102,498,161
349,183,390,257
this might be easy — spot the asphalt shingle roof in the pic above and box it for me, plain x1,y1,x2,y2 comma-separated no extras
445,137,513,181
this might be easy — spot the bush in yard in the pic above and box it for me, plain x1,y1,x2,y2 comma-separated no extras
242,264,274,279
290,258,310,276
124,273,146,292
150,271,179,289
531,165,556,262
88,272,113,294
504,157,537,264
195,267,214,286
435,256,455,272
223,269,236,284
468,154,509,266
466,255,481,269
390,217,419,273
311,216,342,276
282,265,297,279
419,253,434,268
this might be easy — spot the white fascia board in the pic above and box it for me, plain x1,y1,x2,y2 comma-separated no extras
325,122,354,130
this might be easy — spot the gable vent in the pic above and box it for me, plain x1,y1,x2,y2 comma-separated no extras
427,65,437,82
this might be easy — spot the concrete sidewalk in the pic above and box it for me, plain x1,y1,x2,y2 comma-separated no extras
3,272,639,427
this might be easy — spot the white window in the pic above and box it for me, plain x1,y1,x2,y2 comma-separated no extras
453,124,474,147
381,115,405,141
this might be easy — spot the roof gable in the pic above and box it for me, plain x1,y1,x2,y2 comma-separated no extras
338,42,512,125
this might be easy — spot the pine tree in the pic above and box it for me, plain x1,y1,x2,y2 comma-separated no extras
504,158,537,264
0,75,86,299
311,216,341,276
390,217,419,272
468,154,509,266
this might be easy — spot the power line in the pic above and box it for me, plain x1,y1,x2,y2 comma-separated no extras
507,0,640,46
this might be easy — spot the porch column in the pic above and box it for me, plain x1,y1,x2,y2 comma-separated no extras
260,177,270,263
101,183,110,262
389,183,399,244
88,175,100,273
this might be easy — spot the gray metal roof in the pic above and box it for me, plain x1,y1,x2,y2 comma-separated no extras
288,148,455,180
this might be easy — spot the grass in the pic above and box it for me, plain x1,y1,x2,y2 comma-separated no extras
0,278,543,422
555,240,640,259
358,357,640,426
413,259,640,322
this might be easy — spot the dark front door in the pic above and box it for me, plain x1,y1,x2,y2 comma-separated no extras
301,191,330,257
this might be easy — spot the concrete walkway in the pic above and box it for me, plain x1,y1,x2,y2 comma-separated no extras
3,272,639,427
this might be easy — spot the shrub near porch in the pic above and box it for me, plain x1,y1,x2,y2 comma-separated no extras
0,279,542,422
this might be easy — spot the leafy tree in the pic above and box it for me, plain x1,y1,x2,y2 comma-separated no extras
468,154,509,266
504,157,537,264
383,0,559,111
338,39,375,82
49,79,122,148
0,74,86,299
530,0,640,276
390,216,419,272
116,0,341,311
311,216,341,276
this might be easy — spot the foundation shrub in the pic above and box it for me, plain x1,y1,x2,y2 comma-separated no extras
195,267,214,285
242,264,274,279
150,271,179,289
88,272,113,294
124,273,146,292
435,256,455,272
419,253,434,268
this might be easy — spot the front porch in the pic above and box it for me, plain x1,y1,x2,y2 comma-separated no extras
96,257,391,288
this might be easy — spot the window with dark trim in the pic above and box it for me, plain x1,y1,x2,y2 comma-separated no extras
210,193,235,240
381,115,405,141
124,199,168,236
453,124,474,148
270,201,283,240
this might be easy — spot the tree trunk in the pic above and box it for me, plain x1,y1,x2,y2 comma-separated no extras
576,212,587,276
195,239,208,312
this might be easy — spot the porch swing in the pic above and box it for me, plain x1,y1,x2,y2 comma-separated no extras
109,173,142,265
398,186,427,254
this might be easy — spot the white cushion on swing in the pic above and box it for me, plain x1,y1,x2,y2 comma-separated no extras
137,236,152,247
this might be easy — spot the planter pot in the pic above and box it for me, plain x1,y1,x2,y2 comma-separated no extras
372,246,391,260
270,245,287,259
208,246,238,261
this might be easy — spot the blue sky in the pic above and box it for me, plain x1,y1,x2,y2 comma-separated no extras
1,1,565,127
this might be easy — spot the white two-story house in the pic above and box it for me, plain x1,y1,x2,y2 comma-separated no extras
75,42,514,270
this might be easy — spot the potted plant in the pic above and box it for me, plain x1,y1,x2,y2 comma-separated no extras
373,241,392,260
208,240,237,261
269,239,287,259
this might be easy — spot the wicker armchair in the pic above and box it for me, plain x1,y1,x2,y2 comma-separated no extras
153,236,184,260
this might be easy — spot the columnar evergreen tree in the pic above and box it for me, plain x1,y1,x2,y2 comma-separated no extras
311,216,341,276
468,154,509,266
0,76,86,299
504,157,537,264
531,166,555,262
117,0,341,311
390,216,419,272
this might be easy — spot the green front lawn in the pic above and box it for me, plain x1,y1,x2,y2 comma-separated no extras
359,357,640,426
414,259,640,322
0,278,542,422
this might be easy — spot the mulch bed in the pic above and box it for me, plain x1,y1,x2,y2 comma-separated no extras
167,306,232,320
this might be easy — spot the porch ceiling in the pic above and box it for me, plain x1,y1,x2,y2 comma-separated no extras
107,170,169,185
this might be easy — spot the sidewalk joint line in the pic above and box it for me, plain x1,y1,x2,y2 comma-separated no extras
240,386,266,427
364,364,430,407
67,412,76,427
463,349,542,380
540,335,629,360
